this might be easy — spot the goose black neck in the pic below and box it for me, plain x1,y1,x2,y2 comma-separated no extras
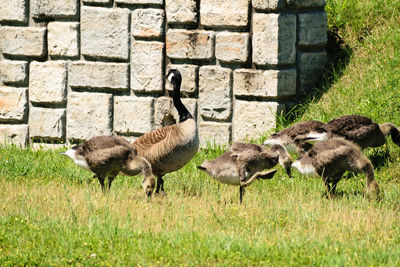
172,82,193,122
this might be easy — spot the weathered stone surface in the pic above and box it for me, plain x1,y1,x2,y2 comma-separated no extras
70,62,129,90
29,107,66,140
216,32,249,63
166,29,215,60
132,9,164,38
116,0,163,4
29,61,67,104
298,12,327,47
114,96,154,134
0,61,28,85
154,96,197,127
253,13,296,66
200,0,249,28
67,92,112,141
0,124,28,147
233,100,284,141
165,0,196,24
0,26,46,58
81,7,130,60
32,0,78,19
166,64,198,94
0,0,26,23
233,69,296,97
298,51,327,92
48,22,79,58
131,41,164,93
286,0,325,7
83,0,112,3
199,66,232,122
199,121,231,147
252,0,285,10
0,87,28,122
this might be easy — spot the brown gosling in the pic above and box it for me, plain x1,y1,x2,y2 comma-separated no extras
131,69,199,196
60,135,155,197
291,138,380,198
197,142,292,203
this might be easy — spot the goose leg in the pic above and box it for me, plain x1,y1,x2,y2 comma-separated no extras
322,177,334,199
239,186,245,204
107,176,115,190
98,176,106,192
240,170,278,187
155,175,166,196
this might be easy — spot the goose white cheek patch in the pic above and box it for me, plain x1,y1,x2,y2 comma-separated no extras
167,73,174,82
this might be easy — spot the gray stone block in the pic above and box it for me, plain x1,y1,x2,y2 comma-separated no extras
70,62,129,91
154,96,197,127
67,92,112,141
233,68,296,98
199,121,231,147
199,66,232,122
298,51,327,91
0,124,29,147
233,100,284,142
252,0,285,10
0,61,28,85
131,41,164,93
81,6,130,61
0,0,26,23
0,26,46,58
29,61,67,104
216,32,249,63
166,0,197,25
0,87,28,122
252,13,296,66
200,0,249,28
29,107,66,140
132,9,164,38
166,29,215,60
32,0,78,19
48,22,79,58
286,0,325,8
298,12,328,47
114,96,154,135
166,64,198,94
116,0,163,4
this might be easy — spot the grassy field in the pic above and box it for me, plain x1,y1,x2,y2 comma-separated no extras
2,0,400,266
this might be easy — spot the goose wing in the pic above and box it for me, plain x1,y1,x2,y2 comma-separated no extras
133,124,178,156
326,115,378,142
82,135,136,154
230,142,264,153
85,145,130,172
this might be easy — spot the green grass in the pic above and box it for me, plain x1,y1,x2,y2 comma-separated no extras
2,0,400,265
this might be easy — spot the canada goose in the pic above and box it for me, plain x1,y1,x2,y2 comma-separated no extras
197,142,292,203
291,138,380,198
60,135,155,197
131,69,199,195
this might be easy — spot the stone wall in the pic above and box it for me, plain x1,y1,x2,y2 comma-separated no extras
0,0,327,147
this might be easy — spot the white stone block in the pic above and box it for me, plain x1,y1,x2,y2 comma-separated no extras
252,0,285,10
216,32,249,63
29,107,66,140
48,22,79,58
0,26,46,58
0,87,28,122
0,124,29,147
199,121,231,147
166,64,198,94
32,0,78,19
200,0,249,28
132,9,164,38
115,0,163,4
0,61,28,85
0,0,26,23
166,0,197,25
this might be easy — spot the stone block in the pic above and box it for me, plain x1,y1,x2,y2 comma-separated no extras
70,62,129,91
81,6,130,61
0,124,29,147
83,0,112,3
29,107,66,140
67,92,112,141
0,0,26,23
0,61,28,85
0,87,28,122
131,41,164,93
48,22,79,58
166,64,198,94
132,9,164,38
165,0,197,25
200,0,249,28
252,13,296,66
298,12,328,47
32,0,78,19
233,69,296,98
116,0,163,4
199,66,232,122
298,51,327,92
199,121,231,147
114,96,154,135
29,61,67,104
166,29,215,60
286,0,325,8
252,0,285,10
215,32,249,63
154,96,197,127
0,26,46,58
233,100,284,141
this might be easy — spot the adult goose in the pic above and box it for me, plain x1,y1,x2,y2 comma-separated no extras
60,135,155,197
132,69,199,195
291,138,380,198
197,142,292,203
